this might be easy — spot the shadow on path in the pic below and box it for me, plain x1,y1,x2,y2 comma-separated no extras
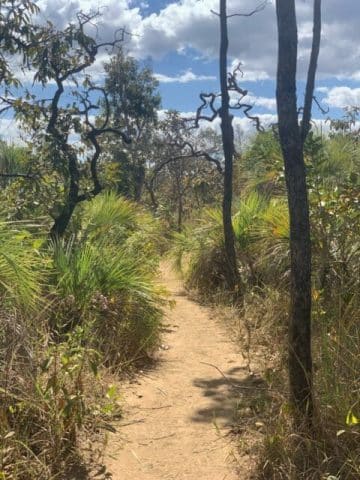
191,366,269,427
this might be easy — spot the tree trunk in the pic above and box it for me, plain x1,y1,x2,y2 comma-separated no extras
219,0,240,293
50,204,77,239
177,192,183,232
175,166,184,232
134,163,145,202
50,150,80,240
276,0,314,423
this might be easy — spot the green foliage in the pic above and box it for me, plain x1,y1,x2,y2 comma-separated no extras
104,50,160,127
0,193,165,478
78,191,139,249
0,1,39,86
0,221,43,311
172,191,290,296
0,325,113,480
101,50,161,200
51,193,165,366
240,129,285,196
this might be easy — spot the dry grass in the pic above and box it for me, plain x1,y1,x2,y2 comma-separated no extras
213,287,360,480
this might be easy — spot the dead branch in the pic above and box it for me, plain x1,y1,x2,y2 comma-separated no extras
0,173,38,180
211,0,268,18
227,64,263,132
312,95,329,115
194,93,220,128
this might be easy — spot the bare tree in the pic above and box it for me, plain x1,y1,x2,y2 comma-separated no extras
194,0,265,293
276,0,321,424
146,112,223,228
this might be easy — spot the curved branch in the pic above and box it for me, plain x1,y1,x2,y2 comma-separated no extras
194,92,220,127
227,65,263,132
210,1,268,18
149,150,223,195
226,1,269,18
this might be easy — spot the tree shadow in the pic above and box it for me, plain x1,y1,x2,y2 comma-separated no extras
191,366,270,428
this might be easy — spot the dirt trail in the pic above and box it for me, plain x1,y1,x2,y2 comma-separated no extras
106,265,251,480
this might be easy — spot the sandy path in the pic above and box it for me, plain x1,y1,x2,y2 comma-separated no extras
106,266,250,480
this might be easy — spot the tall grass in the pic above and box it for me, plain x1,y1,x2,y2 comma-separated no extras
172,192,290,297
171,172,359,478
0,193,166,478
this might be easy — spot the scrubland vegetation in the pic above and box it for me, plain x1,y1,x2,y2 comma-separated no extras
1,117,358,479
0,193,165,479
0,1,359,479
173,125,360,479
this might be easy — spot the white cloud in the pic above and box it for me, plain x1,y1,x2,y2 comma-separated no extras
154,69,216,84
239,70,270,82
228,89,276,112
246,95,276,111
0,119,22,143
35,0,360,81
230,59,270,82
319,86,360,108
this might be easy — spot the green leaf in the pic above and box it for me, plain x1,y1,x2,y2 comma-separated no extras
106,384,117,401
89,359,98,377
346,409,359,426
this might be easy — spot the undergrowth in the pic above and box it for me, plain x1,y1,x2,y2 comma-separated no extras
0,193,166,479
172,183,360,479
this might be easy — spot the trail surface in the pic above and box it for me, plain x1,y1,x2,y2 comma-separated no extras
106,266,251,480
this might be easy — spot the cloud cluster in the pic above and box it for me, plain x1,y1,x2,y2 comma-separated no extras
154,69,216,83
36,0,360,81
318,86,360,109
244,95,276,112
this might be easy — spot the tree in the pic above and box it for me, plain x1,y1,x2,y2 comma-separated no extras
275,0,321,423
194,0,265,293
0,12,130,238
101,50,161,201
146,112,223,230
218,0,240,292
0,0,39,86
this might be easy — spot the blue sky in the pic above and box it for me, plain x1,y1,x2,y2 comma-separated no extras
1,0,360,139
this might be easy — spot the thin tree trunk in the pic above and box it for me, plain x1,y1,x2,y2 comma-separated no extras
301,0,322,144
276,0,317,423
50,150,80,239
134,163,145,202
177,193,183,232
219,0,240,292
50,204,77,239
175,166,184,232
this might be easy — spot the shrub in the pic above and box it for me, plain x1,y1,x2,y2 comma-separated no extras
0,193,166,478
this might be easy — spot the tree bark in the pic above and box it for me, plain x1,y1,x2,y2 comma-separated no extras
276,0,320,423
50,204,77,239
301,0,321,144
50,149,80,239
177,193,183,232
219,0,240,292
134,163,145,202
